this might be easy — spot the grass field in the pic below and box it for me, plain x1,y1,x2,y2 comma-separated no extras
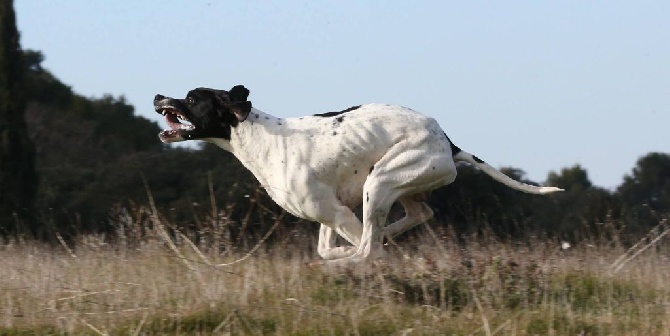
1,214,669,335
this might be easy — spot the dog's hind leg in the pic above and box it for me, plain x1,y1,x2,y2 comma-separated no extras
352,177,399,262
383,194,434,239
331,143,457,265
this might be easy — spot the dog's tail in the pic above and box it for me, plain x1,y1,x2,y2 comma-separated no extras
453,150,563,195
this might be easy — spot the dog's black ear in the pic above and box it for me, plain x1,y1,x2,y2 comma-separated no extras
228,85,251,122
229,85,249,103
198,86,251,123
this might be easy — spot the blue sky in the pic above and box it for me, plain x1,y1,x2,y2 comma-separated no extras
15,1,670,189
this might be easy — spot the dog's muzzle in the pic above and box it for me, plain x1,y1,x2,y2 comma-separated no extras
153,95,195,143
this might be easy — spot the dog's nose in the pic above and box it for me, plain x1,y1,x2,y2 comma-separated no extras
154,94,165,102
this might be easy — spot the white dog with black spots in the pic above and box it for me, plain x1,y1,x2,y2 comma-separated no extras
153,85,562,265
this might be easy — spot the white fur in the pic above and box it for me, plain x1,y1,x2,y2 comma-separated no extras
206,104,561,265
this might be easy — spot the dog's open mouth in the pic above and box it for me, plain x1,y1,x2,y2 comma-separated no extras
157,106,195,143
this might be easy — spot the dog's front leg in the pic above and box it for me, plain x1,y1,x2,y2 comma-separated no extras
317,225,356,260
310,201,363,261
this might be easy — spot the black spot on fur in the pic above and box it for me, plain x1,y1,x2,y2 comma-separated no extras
354,170,358,174
278,122,282,125
332,131,337,136
473,155,484,163
314,111,342,118
254,113,259,118
313,105,361,117
265,116,269,120
366,193,369,203
443,132,462,156
345,105,361,112
336,116,344,123
369,165,374,174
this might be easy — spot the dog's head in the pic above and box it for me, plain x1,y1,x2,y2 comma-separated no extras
153,85,252,143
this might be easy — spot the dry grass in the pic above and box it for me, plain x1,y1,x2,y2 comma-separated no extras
1,219,669,335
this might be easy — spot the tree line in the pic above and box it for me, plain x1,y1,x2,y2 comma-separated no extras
1,1,668,245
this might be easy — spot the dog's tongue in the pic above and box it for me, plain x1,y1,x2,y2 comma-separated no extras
165,113,182,130
165,113,194,131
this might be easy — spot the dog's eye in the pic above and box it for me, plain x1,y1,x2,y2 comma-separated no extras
185,97,195,105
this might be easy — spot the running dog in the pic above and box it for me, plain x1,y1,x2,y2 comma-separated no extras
153,85,562,265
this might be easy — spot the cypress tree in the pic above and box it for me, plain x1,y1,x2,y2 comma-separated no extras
0,0,37,232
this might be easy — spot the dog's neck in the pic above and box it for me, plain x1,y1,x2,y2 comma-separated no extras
207,107,283,150
207,107,289,188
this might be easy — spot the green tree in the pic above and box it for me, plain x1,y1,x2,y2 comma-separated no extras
542,165,617,240
617,152,670,233
23,49,73,108
618,152,670,212
0,0,37,231
547,164,592,192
